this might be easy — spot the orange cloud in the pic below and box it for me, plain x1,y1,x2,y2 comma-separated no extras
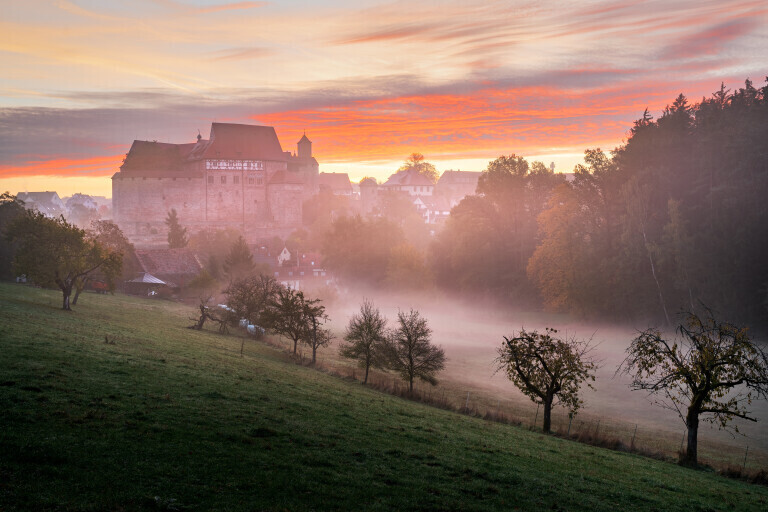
0,154,123,179
258,81,715,164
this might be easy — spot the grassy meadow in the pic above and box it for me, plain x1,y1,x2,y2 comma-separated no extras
1,282,767,511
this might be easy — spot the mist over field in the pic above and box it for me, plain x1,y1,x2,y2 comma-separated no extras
326,287,768,456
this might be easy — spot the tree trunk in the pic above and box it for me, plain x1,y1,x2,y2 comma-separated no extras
72,277,89,306
408,377,413,393
293,338,298,355
311,321,317,364
685,408,699,465
72,286,83,306
61,285,72,311
542,397,553,433
363,363,369,385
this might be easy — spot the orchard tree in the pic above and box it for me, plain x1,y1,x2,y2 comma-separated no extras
620,309,768,465
495,328,597,433
70,220,137,305
339,300,388,384
0,192,26,280
385,309,446,393
302,298,330,364
224,274,280,326
165,209,188,248
264,287,324,357
6,211,122,310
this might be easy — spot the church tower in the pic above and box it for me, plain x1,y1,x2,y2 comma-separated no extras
297,133,312,159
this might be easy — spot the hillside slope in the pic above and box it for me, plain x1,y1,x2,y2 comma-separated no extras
0,283,766,511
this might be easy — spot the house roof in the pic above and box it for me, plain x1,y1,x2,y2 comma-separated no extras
127,272,167,284
200,123,287,161
17,191,62,205
359,177,378,187
268,170,305,185
134,248,202,277
437,170,482,185
121,141,197,172
318,172,352,192
298,133,311,144
17,192,64,214
383,169,434,187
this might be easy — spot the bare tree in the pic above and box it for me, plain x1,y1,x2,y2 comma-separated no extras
264,287,325,359
225,274,280,327
619,309,768,465
495,328,597,433
189,297,228,333
385,309,445,393
339,300,388,384
302,296,330,364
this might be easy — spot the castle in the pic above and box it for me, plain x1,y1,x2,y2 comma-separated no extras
112,123,318,246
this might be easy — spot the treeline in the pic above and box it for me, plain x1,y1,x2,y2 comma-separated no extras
320,78,768,327
524,79,768,326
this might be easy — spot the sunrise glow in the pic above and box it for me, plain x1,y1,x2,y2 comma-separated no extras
1,0,766,196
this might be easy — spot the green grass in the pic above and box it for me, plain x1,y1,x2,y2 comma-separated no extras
1,283,767,511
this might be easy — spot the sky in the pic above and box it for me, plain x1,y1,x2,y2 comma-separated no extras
0,0,766,197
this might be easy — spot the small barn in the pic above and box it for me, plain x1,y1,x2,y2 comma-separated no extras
133,248,203,290
125,272,168,296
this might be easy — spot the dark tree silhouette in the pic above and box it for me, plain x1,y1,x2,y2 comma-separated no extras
620,309,768,465
6,210,122,310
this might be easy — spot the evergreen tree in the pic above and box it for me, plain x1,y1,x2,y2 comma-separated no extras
165,209,188,248
223,236,254,282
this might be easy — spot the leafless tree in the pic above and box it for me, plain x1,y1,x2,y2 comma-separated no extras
385,309,445,393
339,300,388,384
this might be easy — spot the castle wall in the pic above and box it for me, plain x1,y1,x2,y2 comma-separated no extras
269,184,303,227
113,174,205,241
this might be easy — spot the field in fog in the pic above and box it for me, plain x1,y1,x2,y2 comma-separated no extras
324,288,768,468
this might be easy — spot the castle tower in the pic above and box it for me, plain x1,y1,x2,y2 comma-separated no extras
297,133,312,159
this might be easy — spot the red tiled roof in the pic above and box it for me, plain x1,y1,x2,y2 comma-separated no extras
121,141,197,172
201,123,286,161
134,248,202,277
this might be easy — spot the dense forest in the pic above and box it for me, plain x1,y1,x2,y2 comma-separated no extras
430,78,768,328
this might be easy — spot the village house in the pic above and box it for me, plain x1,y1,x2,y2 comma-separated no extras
16,191,66,218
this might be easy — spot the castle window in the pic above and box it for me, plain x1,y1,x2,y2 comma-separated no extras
248,176,255,185
221,176,227,184
208,176,213,184
233,175,240,185
257,177,263,185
